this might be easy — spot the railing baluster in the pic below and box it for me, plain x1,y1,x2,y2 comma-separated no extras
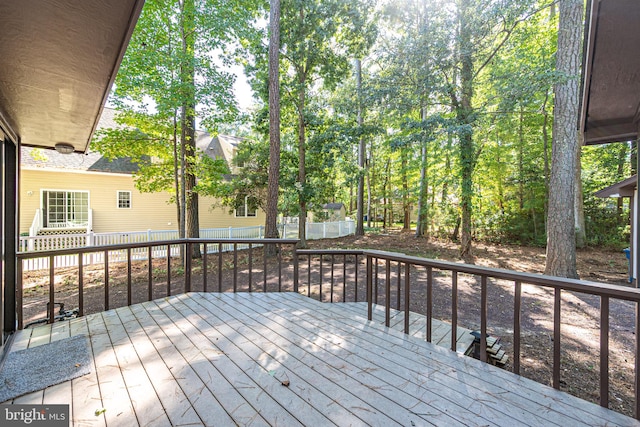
354,254,359,302
278,243,282,292
385,259,391,327
426,267,433,342
342,254,346,303
404,263,410,334
319,255,323,302
367,255,372,321
49,255,55,324
127,248,132,306
147,246,153,301
451,271,458,352
248,244,252,292
293,244,299,293
553,287,561,389
17,259,23,330
233,243,238,292
601,295,610,408
167,244,171,296
78,254,84,317
480,275,487,363
514,280,522,375
263,245,268,292
374,259,379,305
396,262,401,311
203,243,208,292
330,254,335,303
307,255,311,296
219,243,223,293
185,243,192,293
104,250,109,311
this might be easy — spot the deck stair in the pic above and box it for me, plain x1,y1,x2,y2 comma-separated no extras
334,302,477,355
470,330,509,367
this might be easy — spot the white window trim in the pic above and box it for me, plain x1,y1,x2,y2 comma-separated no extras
40,189,90,227
235,196,256,218
117,190,132,209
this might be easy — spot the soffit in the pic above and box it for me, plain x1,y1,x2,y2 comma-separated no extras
0,0,144,152
581,0,640,145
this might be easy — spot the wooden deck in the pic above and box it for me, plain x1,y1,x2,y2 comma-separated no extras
2,292,638,426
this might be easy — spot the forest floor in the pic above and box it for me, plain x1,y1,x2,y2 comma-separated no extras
19,228,637,417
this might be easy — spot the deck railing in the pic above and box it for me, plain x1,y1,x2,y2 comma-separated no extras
297,248,640,419
16,238,299,330
15,241,640,418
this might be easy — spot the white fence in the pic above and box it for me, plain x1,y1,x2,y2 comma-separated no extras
19,220,355,271
278,220,355,239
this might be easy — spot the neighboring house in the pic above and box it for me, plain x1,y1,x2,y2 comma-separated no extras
595,175,636,282
20,109,263,236
323,203,346,221
309,203,346,222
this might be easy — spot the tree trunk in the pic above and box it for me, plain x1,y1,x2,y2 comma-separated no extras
181,0,200,258
545,0,583,278
173,112,182,238
297,83,307,247
518,108,524,210
356,59,365,236
401,148,410,230
265,0,281,255
542,90,551,223
441,132,452,203
415,121,428,238
366,140,372,228
382,157,391,229
457,0,474,262
575,140,586,248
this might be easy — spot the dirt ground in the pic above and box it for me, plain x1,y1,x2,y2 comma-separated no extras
19,229,637,418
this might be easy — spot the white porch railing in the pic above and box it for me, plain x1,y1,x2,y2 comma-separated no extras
18,220,355,271
28,208,93,236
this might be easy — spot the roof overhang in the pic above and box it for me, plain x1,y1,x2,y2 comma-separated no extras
594,175,637,198
580,0,640,145
0,0,145,152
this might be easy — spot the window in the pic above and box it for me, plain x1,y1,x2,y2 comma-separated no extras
117,191,131,209
235,197,256,217
233,148,245,168
43,190,89,227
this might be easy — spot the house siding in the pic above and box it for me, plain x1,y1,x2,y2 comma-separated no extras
20,168,264,235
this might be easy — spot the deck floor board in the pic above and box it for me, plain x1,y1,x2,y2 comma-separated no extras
3,292,638,427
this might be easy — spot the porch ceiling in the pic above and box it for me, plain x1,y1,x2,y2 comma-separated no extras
581,0,640,145
0,0,144,152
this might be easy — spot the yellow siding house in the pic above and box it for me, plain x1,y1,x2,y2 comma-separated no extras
20,110,263,236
